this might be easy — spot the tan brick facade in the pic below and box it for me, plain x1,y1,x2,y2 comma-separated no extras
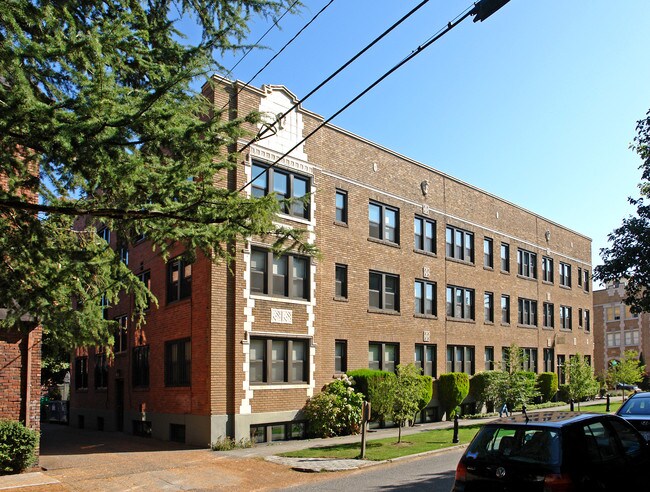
69,80,593,445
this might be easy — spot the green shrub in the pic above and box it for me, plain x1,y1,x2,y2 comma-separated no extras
558,384,569,402
0,420,39,475
537,372,558,402
416,375,434,412
304,375,364,438
470,371,504,412
438,373,470,421
347,369,395,424
346,369,393,400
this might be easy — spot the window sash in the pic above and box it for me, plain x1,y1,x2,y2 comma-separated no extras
165,339,191,386
251,249,309,300
501,243,510,272
446,226,473,262
369,271,400,312
369,202,399,243
132,346,150,387
250,338,308,384
251,162,310,218
335,264,348,299
335,190,347,223
484,238,493,268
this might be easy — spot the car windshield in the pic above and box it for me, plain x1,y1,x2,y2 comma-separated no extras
620,398,650,415
465,425,561,466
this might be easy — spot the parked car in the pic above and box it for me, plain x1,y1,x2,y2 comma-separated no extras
453,411,650,491
616,382,640,392
616,391,650,440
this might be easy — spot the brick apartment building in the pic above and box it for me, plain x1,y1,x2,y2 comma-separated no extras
69,79,594,446
593,281,647,377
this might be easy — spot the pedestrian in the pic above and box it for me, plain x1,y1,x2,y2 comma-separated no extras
499,403,509,417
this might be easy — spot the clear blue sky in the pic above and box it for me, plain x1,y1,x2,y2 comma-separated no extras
212,0,650,279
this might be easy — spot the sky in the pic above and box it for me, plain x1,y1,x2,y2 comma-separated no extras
209,0,650,283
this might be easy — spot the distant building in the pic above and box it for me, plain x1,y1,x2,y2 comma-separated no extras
69,79,594,446
593,280,646,376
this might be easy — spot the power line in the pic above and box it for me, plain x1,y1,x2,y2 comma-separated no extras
237,0,433,154
239,3,477,193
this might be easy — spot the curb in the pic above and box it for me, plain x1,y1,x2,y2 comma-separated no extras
0,472,60,491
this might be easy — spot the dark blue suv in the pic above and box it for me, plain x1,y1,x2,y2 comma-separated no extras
453,411,650,491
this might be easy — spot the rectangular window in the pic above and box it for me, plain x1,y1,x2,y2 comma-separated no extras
607,332,621,347
485,346,495,371
415,344,437,377
94,352,108,390
500,295,510,324
578,308,583,328
414,216,436,254
542,256,554,283
578,267,583,287
75,356,88,390
500,243,510,272
119,244,129,265
369,342,399,372
335,264,348,299
559,262,572,287
625,330,640,346
543,348,554,372
369,271,400,312
165,338,191,387
335,340,347,373
114,315,128,353
446,345,475,375
251,162,310,219
98,227,110,244
446,285,475,320
484,292,494,323
560,305,572,330
167,257,192,303
415,280,436,316
583,270,590,292
522,348,538,373
484,237,493,268
251,248,310,300
137,270,151,311
132,346,150,388
369,201,399,244
557,355,566,385
584,310,590,332
517,248,537,279
518,298,538,326
606,306,622,321
446,226,474,263
335,189,348,224
250,337,308,384
543,302,554,328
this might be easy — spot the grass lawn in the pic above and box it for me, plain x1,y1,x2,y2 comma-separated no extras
280,425,482,461
575,402,622,413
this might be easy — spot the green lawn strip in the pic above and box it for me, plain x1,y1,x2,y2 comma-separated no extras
280,425,481,461
573,402,622,413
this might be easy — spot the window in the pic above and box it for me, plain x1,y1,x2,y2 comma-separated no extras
484,237,493,268
369,271,400,312
485,346,495,371
607,332,621,347
446,226,474,262
167,257,192,303
415,280,436,316
501,295,510,324
606,306,622,321
137,271,151,311
446,285,475,320
584,309,590,332
518,298,538,326
583,270,590,292
250,337,308,384
484,292,494,323
500,243,510,272
578,308,583,328
251,162,310,219
542,256,554,283
625,330,640,346
75,356,88,390
517,249,537,279
415,344,436,377
165,338,191,387
578,267,583,287
543,348,554,372
557,354,566,385
132,346,150,388
369,342,399,372
251,248,310,300
100,294,108,320
369,201,399,243
560,305,572,330
98,227,110,244
559,262,571,287
543,302,554,328
446,345,475,375
119,244,129,265
94,352,108,390
114,315,128,353
522,348,538,373
414,216,436,254
335,189,348,224
335,264,348,299
335,340,347,373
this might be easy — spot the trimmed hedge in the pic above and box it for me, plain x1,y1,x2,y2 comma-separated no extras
438,372,470,420
537,372,558,402
346,369,394,400
0,420,39,475
417,375,434,411
347,369,395,423
470,371,503,412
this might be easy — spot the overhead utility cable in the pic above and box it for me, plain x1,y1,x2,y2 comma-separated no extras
237,0,433,154
239,3,477,193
